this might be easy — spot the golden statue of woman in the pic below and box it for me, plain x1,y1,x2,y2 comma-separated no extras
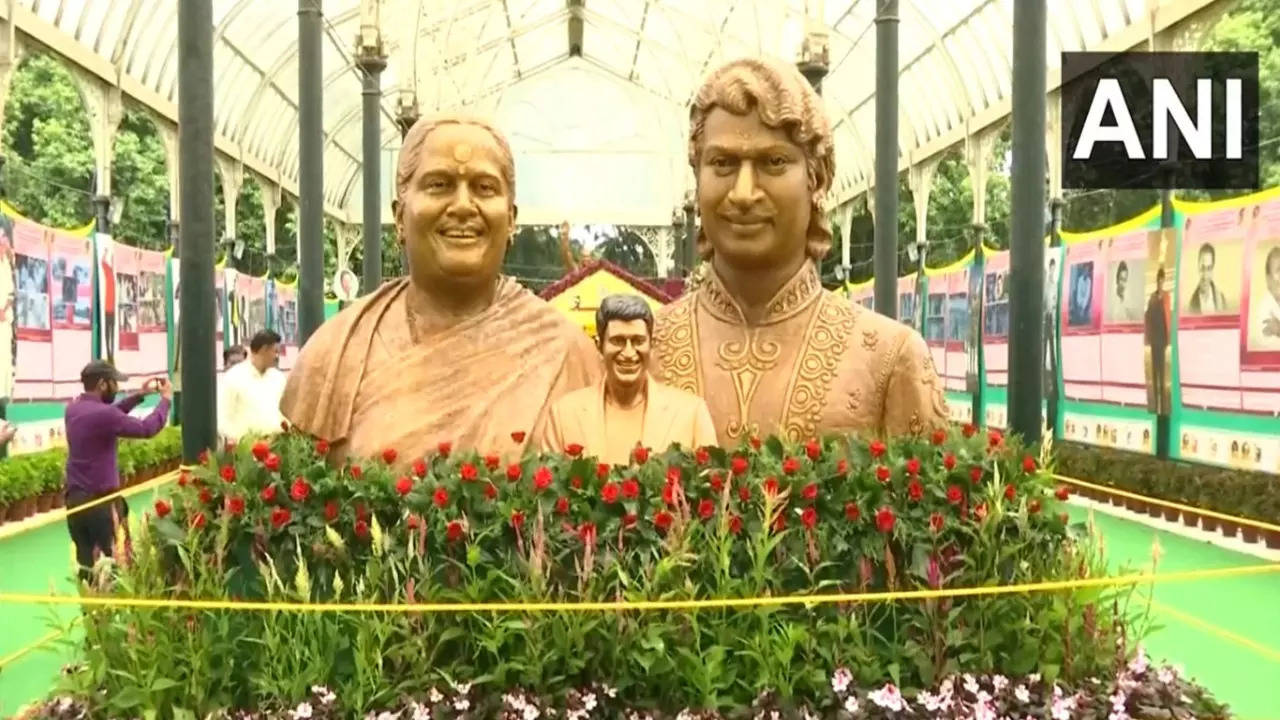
281,115,602,464
652,57,950,445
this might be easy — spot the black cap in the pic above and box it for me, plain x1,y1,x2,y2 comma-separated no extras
80,359,127,385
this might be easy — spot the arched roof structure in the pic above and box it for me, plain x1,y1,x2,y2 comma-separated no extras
6,0,1220,226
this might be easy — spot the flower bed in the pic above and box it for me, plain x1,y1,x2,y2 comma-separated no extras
43,426,1223,717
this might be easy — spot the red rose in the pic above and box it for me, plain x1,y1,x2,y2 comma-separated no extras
662,482,677,506
406,513,421,530
412,459,428,478
963,423,977,438
709,473,725,493
782,457,800,475
875,507,896,533
601,482,620,504
382,448,398,465
943,453,957,471
225,441,237,453
844,502,860,521
260,485,277,503
220,465,236,483
555,496,570,515
1029,499,1042,514
570,476,583,489
446,520,464,542
695,447,710,465
199,488,213,505
506,463,522,482
730,456,749,476
356,503,368,523
749,436,762,450
930,511,944,534
632,446,649,465
484,454,500,471
875,465,891,483
988,429,1003,448
270,506,291,529
484,482,498,500
969,466,983,484
931,428,947,446
947,484,963,505
763,477,779,496
623,512,638,529
698,499,715,519
908,479,924,502
653,510,673,530
577,522,597,543
869,440,887,458
836,459,848,474
226,496,245,516
437,441,452,458
801,506,817,530
533,466,553,492
772,514,787,532
350,465,363,480
314,439,330,456
729,515,743,534
805,440,821,461
154,499,171,518
178,471,190,487
622,478,640,499
190,512,206,529
433,487,449,509
802,483,818,501
264,453,281,473
738,485,751,502
510,510,525,531
974,503,989,521
511,430,526,443
355,520,369,539
324,500,339,522
1056,485,1070,501
395,476,413,496
666,467,682,485
905,457,921,476
1004,484,1016,501
198,450,210,465
565,443,584,457
596,463,610,480
1022,455,1037,473
290,477,310,503
458,463,477,482
251,441,270,461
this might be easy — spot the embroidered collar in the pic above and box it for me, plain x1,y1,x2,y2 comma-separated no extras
699,261,823,325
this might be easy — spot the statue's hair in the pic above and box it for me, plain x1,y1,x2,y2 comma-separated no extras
394,113,517,226
595,294,653,347
688,57,835,263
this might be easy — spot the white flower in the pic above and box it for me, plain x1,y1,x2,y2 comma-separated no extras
428,689,443,704
456,682,472,695
375,713,398,720
830,667,853,694
1015,685,1031,703
290,703,313,720
452,698,471,712
603,686,617,699
1128,647,1149,676
919,690,952,713
939,678,955,697
409,702,432,720
844,696,860,714
974,700,997,720
582,692,597,711
522,705,540,720
964,674,980,695
869,683,907,712
1110,691,1127,712
1029,673,1042,684
992,675,1009,693
311,687,336,707
1051,694,1078,720
1109,711,1131,720
1158,665,1181,684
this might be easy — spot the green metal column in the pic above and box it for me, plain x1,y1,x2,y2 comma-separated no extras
873,0,899,317
1046,198,1064,438
297,0,325,344
1156,165,1175,459
357,46,385,295
177,0,216,461
1008,0,1047,442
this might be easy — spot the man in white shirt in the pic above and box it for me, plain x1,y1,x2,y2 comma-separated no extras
218,330,285,443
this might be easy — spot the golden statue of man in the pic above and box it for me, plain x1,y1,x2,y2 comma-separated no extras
652,57,950,445
281,115,602,463
542,294,716,465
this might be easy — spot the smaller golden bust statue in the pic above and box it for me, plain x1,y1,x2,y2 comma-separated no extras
281,114,601,464
541,294,716,465
652,57,950,445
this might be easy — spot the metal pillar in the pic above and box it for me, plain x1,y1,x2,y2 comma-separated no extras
1045,198,1064,439
395,89,420,139
91,194,111,234
1008,0,1046,443
178,0,216,461
970,223,987,419
357,49,386,295
873,0,899,318
1155,165,1176,459
297,0,324,344
669,209,683,278
682,194,697,275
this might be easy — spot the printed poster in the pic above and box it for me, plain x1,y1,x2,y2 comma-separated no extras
897,273,919,330
50,232,93,398
1239,200,1280,414
96,235,118,363
848,282,873,311
13,219,52,400
1043,246,1064,422
982,250,1010,387
234,273,267,346
923,266,970,394
1142,229,1176,415
170,259,227,391
112,244,167,379
1063,412,1154,454
273,281,299,371
113,243,140,352
0,214,16,403
1061,239,1103,401
1177,424,1280,474
1098,230,1151,406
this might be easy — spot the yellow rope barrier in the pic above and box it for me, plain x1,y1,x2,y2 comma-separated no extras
0,562,1275,614
1054,473,1280,535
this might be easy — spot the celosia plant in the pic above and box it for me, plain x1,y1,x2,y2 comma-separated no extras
50,424,1175,717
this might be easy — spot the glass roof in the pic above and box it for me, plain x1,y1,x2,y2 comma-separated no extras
15,0,1162,223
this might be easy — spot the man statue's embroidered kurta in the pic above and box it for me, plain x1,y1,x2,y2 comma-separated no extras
653,262,950,445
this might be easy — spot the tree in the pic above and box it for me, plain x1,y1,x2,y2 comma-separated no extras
111,107,169,250
593,228,657,277
1,54,93,228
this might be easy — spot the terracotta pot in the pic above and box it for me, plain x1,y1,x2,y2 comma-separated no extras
1162,507,1180,522
1181,511,1199,528
52,490,65,509
1147,504,1163,519
1110,494,1125,507
1241,526,1261,544
0,504,7,526
1125,497,1147,513
21,497,36,519
1265,529,1280,550
1201,515,1220,532
5,502,21,521
35,493,53,513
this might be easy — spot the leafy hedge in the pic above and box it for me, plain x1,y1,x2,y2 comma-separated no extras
43,425,1202,717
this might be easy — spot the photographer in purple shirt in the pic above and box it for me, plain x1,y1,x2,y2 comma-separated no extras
64,360,171,582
